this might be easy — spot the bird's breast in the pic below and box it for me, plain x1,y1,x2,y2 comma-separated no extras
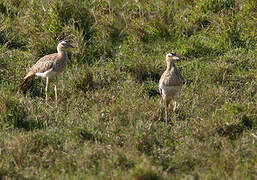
159,83,182,97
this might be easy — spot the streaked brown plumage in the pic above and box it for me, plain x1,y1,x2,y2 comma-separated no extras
22,40,74,104
159,53,184,123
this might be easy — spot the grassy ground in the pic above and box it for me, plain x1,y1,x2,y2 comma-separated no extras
0,0,256,179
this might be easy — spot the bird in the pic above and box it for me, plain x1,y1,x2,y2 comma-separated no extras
158,53,185,123
21,40,74,104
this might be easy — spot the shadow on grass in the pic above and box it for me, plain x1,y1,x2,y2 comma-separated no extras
217,124,243,140
78,129,104,143
175,108,188,121
217,115,256,140
157,106,188,125
0,169,7,179
166,158,201,178
0,96,44,131
73,71,94,94
73,69,122,94
13,116,44,131
20,78,45,99
142,82,160,99
144,88,160,98
125,62,161,83
183,39,225,59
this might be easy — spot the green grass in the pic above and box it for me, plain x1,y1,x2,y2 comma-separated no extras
0,0,256,179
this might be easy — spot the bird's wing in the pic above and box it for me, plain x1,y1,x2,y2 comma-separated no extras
27,54,58,74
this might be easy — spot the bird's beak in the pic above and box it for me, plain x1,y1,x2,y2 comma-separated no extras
70,44,75,48
174,56,180,61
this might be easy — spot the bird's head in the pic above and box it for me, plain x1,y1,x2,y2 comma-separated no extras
166,52,180,63
57,40,74,51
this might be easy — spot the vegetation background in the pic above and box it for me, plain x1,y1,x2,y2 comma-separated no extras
0,0,256,179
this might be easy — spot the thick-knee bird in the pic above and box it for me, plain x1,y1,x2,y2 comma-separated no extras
159,53,184,123
22,40,74,104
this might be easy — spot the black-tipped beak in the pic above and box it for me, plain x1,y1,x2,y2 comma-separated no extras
174,56,180,61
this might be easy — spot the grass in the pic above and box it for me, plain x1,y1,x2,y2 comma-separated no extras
0,0,256,179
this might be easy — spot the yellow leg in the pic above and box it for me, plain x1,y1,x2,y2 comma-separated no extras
165,100,168,124
45,77,49,104
160,97,163,106
173,101,177,112
54,84,58,104
159,97,163,115
159,96,165,122
166,99,172,124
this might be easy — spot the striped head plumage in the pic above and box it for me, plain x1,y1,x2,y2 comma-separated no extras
57,40,74,52
166,52,180,63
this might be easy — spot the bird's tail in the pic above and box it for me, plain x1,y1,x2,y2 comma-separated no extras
20,72,35,89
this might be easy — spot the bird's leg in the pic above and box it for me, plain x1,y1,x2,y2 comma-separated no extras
160,97,163,106
166,99,173,124
159,96,166,122
168,101,173,112
173,101,177,112
159,97,163,116
45,77,49,104
165,100,169,124
54,84,58,104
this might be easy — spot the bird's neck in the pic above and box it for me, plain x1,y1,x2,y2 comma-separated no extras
57,49,67,57
166,61,174,71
